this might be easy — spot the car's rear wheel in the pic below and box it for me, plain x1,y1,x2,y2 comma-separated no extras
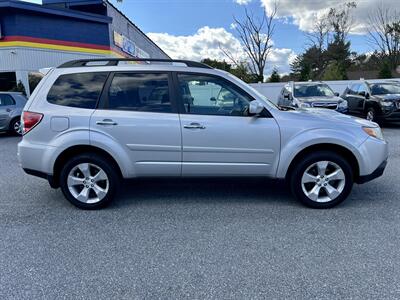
290,151,353,208
10,117,22,135
59,153,119,209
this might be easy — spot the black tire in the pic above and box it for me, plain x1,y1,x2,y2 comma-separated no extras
9,117,22,136
289,151,354,209
59,153,119,209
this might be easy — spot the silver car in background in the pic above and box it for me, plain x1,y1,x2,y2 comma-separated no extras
0,92,27,135
18,59,388,210
278,81,348,113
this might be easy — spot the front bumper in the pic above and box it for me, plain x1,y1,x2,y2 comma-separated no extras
356,159,387,184
382,110,400,121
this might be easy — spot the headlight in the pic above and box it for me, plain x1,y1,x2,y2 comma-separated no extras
363,126,384,140
381,101,393,107
337,100,348,109
300,102,311,108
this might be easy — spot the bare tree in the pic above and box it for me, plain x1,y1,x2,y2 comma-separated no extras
306,16,329,50
367,6,400,69
227,3,277,82
327,1,357,43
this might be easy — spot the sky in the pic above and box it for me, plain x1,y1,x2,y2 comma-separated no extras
25,0,399,75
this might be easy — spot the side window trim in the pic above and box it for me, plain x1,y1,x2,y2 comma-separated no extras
174,71,257,117
98,71,178,114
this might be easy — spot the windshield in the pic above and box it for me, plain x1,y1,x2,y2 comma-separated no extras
294,84,335,97
370,83,400,95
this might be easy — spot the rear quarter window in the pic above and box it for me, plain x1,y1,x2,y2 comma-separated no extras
47,72,108,109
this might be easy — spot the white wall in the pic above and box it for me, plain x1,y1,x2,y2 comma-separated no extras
250,79,400,104
0,47,109,96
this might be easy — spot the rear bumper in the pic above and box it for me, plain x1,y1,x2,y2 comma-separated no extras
356,159,387,184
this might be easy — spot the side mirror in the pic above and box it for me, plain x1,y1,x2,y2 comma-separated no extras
334,92,340,97
365,92,370,99
358,91,366,97
283,92,291,100
249,100,264,115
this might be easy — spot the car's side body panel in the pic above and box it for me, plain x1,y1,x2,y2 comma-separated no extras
90,110,182,177
180,114,281,176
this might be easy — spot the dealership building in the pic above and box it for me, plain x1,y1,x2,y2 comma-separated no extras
0,0,169,95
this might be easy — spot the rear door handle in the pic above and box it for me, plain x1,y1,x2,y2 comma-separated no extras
96,119,118,126
183,122,206,129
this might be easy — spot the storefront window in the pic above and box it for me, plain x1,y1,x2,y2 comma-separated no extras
0,72,17,92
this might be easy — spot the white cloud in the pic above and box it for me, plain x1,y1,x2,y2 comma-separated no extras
147,26,295,75
234,0,252,5
261,0,399,34
148,27,243,62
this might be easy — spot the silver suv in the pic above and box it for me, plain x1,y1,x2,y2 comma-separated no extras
18,59,388,209
278,81,348,113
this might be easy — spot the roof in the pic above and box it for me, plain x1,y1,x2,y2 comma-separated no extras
0,0,112,23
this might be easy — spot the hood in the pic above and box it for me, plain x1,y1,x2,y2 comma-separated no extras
375,94,400,101
281,107,377,128
295,96,343,103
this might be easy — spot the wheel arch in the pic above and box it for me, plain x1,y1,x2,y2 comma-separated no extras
364,100,382,115
8,115,21,130
285,143,360,182
53,145,123,188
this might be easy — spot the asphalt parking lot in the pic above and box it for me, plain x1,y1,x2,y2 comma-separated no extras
1,125,400,299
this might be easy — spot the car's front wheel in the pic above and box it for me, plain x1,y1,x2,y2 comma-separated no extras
59,153,119,209
290,151,354,208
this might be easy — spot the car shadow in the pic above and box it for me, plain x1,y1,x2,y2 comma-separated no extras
382,122,400,129
113,177,299,209
0,131,20,138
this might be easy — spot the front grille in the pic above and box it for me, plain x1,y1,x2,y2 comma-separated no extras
311,102,338,109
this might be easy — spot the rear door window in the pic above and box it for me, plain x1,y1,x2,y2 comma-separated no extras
47,72,108,109
106,73,172,113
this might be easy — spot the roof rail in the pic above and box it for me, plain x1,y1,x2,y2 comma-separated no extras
58,58,212,69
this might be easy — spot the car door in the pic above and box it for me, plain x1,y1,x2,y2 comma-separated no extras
345,84,360,114
176,72,280,176
355,83,369,115
0,94,16,130
90,72,182,177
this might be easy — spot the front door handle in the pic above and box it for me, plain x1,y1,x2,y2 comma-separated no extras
183,122,206,129
96,119,118,126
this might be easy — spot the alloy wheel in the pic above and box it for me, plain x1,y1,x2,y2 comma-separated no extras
13,120,23,135
366,110,375,121
301,161,346,203
67,163,109,204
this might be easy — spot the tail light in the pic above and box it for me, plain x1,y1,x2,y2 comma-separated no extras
22,111,43,135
